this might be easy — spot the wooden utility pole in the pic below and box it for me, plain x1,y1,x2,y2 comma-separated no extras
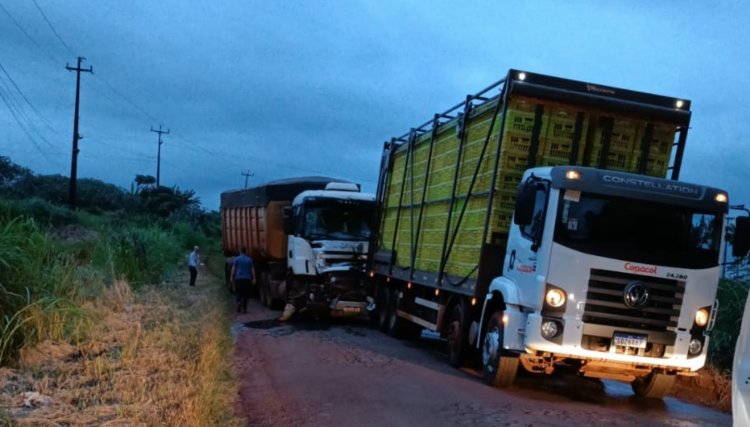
150,125,170,187
242,170,254,188
66,57,92,209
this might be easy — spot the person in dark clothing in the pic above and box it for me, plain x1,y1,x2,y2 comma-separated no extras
230,246,255,313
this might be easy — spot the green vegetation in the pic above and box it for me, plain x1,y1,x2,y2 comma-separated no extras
0,156,219,367
709,278,750,371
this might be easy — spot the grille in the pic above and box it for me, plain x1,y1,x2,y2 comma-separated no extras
583,269,684,332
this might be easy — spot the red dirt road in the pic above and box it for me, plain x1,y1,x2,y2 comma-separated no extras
233,299,730,427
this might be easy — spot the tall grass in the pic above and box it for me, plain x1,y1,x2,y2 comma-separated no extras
708,278,750,371
0,197,214,368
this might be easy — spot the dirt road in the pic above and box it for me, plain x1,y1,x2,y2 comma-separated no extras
232,299,731,427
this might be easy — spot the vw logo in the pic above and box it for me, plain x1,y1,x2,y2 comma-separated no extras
623,281,650,308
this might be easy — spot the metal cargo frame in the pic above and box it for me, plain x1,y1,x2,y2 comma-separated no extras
369,69,693,298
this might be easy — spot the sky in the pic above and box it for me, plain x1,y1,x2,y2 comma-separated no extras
1,1,749,212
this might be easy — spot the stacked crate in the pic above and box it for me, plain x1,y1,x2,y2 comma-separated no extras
631,122,676,177
588,117,640,172
538,102,589,167
379,93,677,282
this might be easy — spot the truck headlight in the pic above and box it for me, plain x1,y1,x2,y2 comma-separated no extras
541,320,560,339
545,288,566,308
688,338,703,355
695,308,710,327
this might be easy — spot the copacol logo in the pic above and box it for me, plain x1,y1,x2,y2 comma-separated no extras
623,281,650,308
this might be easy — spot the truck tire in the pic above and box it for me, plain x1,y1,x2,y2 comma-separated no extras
482,311,518,388
631,371,675,399
378,286,391,333
447,302,468,367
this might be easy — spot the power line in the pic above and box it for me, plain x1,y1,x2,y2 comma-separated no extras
0,3,61,66
32,0,74,56
0,86,52,160
0,61,57,132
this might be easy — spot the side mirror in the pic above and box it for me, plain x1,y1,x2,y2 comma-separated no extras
733,216,750,258
514,182,535,226
283,206,294,235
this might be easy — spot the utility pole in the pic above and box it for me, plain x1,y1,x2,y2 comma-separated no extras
66,57,93,209
150,125,170,187
242,170,254,188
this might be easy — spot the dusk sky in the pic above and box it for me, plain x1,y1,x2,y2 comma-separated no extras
1,1,748,211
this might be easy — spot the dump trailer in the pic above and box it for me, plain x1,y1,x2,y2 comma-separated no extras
369,69,747,399
221,176,376,316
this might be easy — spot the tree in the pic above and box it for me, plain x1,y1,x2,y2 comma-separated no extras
138,186,200,218
133,175,157,193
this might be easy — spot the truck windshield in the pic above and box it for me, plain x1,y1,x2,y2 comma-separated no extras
302,199,375,241
553,191,722,269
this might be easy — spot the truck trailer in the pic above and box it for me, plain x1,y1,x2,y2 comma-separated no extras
368,69,749,398
221,176,376,317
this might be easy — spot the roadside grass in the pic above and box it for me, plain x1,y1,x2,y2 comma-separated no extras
0,271,243,427
670,278,749,412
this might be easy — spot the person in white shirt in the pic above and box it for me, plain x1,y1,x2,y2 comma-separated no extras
188,246,201,286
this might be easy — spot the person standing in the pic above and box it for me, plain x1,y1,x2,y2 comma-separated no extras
231,246,255,313
188,245,201,287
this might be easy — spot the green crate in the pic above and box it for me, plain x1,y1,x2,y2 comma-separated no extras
642,123,675,156
589,148,632,170
631,154,670,178
592,118,640,153
500,152,531,173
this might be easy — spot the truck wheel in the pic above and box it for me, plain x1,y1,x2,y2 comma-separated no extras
482,311,518,387
447,303,468,367
378,287,391,333
631,371,675,399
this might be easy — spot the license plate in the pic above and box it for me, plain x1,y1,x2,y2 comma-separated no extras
613,333,647,349
342,306,361,313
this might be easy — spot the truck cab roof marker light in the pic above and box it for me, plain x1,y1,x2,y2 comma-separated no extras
675,100,685,108
518,72,527,81
565,170,581,180
407,282,412,289
435,289,440,296
715,193,728,203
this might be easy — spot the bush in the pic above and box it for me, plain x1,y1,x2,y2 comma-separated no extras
708,279,750,371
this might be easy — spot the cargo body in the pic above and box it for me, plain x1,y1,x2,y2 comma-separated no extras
369,69,735,398
221,177,376,316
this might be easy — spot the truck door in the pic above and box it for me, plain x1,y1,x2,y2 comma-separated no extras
505,179,550,290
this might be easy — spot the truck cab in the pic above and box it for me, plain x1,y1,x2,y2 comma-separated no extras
481,165,730,397
286,182,377,316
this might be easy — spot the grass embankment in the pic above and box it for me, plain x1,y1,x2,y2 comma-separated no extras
1,271,242,426
0,199,243,426
671,278,750,412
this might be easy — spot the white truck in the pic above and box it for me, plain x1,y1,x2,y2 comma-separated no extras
221,177,376,317
284,182,376,316
368,69,746,398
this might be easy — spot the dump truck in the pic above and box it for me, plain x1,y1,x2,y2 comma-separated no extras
368,69,749,398
221,177,376,317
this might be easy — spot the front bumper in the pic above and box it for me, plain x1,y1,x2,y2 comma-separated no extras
523,313,706,371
